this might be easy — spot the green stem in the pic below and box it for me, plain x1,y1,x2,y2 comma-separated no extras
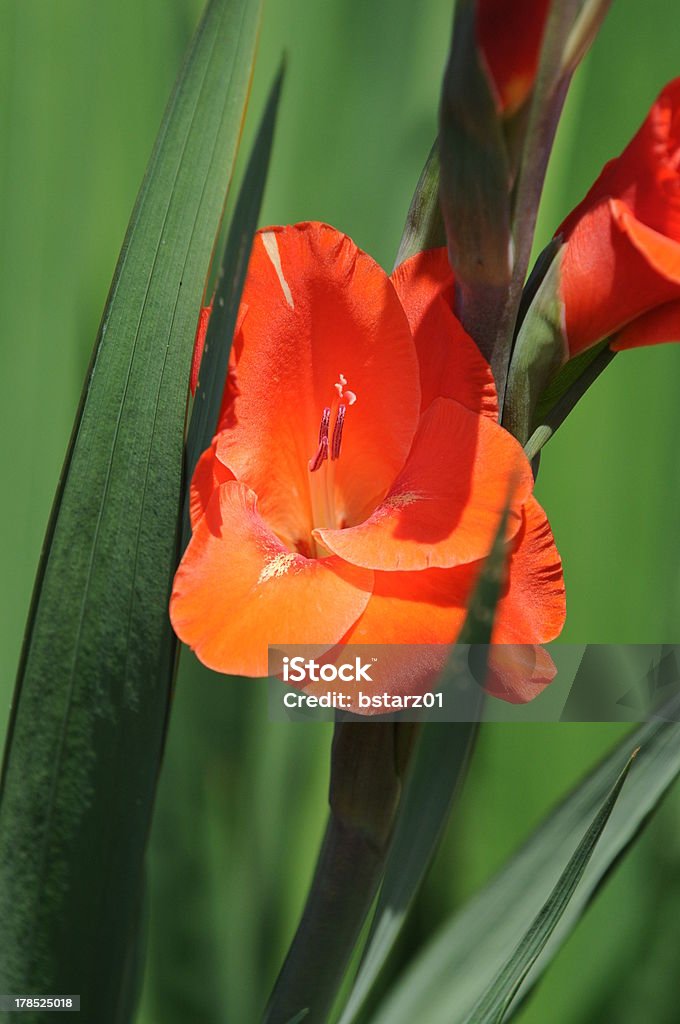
262,721,419,1024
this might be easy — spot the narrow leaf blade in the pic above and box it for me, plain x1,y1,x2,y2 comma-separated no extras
466,751,636,1024
367,698,680,1024
0,0,261,1014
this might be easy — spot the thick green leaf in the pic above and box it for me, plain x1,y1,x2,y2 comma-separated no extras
367,700,680,1024
185,63,285,488
139,77,283,1024
465,751,636,1024
337,510,509,1024
0,0,261,1017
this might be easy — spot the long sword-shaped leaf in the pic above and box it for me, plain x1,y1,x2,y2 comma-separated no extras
368,699,680,1024
143,74,284,1024
0,0,261,1018
465,751,636,1024
338,510,509,1024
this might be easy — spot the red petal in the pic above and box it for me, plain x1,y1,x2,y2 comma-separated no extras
613,298,680,349
560,199,680,355
170,481,373,677
316,397,532,571
494,495,566,646
391,248,498,418
477,0,550,114
214,223,421,545
343,564,471,644
560,79,680,243
485,645,557,703
189,441,234,530
339,497,564,707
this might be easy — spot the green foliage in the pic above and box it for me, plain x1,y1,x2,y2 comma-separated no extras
3,4,680,1024
464,751,635,1024
0,0,261,1015
368,709,680,1024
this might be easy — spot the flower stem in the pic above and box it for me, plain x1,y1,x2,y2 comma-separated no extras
261,721,419,1024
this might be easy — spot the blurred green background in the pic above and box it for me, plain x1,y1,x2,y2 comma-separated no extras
2,1,680,1022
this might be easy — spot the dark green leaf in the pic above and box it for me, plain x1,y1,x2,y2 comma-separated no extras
0,0,261,1016
465,751,636,1024
367,700,680,1024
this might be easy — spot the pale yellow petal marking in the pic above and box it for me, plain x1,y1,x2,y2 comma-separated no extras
257,551,298,585
262,231,294,309
384,491,422,509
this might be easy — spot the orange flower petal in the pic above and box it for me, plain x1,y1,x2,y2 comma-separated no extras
341,498,563,706
560,79,680,243
214,223,421,544
482,498,564,704
189,441,235,530
338,566,470,712
494,495,566,646
613,199,680,282
391,248,498,418
560,198,680,355
170,481,373,677
343,565,471,644
613,298,680,349
316,397,532,571
485,645,557,703
558,81,680,354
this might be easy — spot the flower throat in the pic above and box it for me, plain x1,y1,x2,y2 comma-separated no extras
308,374,356,539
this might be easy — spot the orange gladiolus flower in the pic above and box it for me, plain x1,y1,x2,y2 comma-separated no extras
476,0,550,115
558,79,680,356
170,223,565,703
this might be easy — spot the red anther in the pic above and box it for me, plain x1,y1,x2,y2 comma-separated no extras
318,407,331,443
331,405,346,460
309,407,332,472
308,436,329,473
